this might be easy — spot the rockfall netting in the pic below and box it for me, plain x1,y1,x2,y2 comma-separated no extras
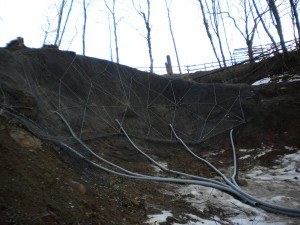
2,48,300,216
0,48,252,144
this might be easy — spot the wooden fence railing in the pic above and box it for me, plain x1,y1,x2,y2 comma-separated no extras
136,39,299,75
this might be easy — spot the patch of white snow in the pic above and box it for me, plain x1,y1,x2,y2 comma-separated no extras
240,155,251,160
177,214,222,225
151,161,168,174
145,210,172,224
254,147,273,159
252,77,271,86
284,146,296,151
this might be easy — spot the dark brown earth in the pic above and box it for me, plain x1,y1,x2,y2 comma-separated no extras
0,47,300,224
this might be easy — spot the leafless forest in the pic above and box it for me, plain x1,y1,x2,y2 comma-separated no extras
1,1,300,224
42,0,300,73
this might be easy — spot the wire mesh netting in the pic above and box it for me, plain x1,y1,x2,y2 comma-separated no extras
2,48,300,217
0,48,252,144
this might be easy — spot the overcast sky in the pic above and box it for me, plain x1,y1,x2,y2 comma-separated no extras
0,0,296,74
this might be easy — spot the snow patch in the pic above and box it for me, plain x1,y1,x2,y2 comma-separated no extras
252,77,271,86
240,154,251,160
177,184,271,224
255,147,273,158
145,210,172,224
179,214,222,225
284,146,296,151
276,74,300,83
239,148,255,153
160,150,300,225
251,74,300,86
151,161,168,174
246,150,300,181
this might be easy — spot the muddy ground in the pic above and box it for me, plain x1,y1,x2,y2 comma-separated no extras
0,47,300,224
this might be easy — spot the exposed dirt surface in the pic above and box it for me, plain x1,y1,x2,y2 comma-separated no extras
0,47,300,224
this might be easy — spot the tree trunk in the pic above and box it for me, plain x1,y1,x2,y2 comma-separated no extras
107,12,113,61
112,2,119,63
211,0,227,67
42,17,51,45
267,0,287,55
58,0,74,47
165,0,181,74
247,40,254,63
82,0,87,55
198,0,222,67
144,13,153,73
54,0,66,46
289,0,300,46
133,0,153,73
222,0,233,65
252,0,279,53
105,0,120,63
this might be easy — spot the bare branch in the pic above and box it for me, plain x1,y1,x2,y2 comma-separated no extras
132,0,153,73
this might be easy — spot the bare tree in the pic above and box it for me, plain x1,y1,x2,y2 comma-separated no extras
54,0,67,46
198,0,222,67
289,0,300,44
46,0,75,47
267,0,287,55
206,0,227,67
133,0,153,73
82,0,87,55
165,0,181,74
42,16,54,45
252,0,279,53
104,0,122,63
82,0,93,55
222,0,234,63
67,25,79,50
58,0,75,47
107,12,114,61
225,0,261,63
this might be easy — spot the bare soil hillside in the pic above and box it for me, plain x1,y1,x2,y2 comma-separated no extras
0,47,300,224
